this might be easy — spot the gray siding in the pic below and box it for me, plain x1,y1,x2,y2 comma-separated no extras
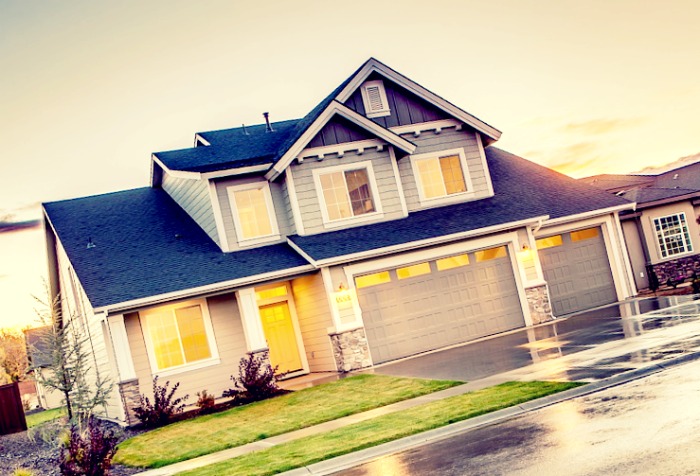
398,128,491,212
345,74,447,128
214,176,292,251
162,173,219,247
279,174,297,235
291,273,336,372
307,116,373,148
290,147,405,235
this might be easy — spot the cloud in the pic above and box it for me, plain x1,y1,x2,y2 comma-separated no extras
525,142,609,178
561,118,645,135
0,220,41,234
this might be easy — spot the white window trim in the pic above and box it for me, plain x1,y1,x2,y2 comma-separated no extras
140,299,221,378
227,181,281,247
312,160,384,229
360,79,391,118
410,147,475,206
653,212,694,259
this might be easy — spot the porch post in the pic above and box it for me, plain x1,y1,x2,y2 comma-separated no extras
236,287,268,352
106,314,140,425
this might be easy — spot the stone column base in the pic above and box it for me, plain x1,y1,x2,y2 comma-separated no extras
118,379,141,426
525,284,554,325
330,328,372,372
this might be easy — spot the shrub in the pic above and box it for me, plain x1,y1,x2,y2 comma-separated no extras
132,376,188,428
59,416,118,476
195,390,216,415
223,351,284,402
13,469,35,476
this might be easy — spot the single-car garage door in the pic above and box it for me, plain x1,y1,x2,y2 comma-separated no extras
355,246,525,364
537,227,617,316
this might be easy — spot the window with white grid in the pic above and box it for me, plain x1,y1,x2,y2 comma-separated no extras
654,212,693,258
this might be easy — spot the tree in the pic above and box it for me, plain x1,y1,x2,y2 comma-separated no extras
0,347,11,385
31,290,112,423
0,328,29,382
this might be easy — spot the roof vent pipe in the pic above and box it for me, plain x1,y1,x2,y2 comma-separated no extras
263,112,273,132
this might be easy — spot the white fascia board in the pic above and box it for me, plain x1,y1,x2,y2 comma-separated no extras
152,155,202,181
201,164,271,179
95,264,316,316
265,101,416,181
335,58,502,141
286,238,319,267
300,215,550,268
541,204,636,228
194,134,210,146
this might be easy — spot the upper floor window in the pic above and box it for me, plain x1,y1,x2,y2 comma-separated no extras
227,182,280,244
313,161,382,227
361,80,391,118
410,148,473,204
141,301,218,374
654,212,693,258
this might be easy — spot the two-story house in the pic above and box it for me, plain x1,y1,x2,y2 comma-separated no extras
42,58,636,424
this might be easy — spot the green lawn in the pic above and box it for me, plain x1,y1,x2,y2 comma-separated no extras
25,407,66,428
115,374,461,468
180,381,582,476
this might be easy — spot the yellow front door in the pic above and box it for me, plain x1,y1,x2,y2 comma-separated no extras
259,301,303,374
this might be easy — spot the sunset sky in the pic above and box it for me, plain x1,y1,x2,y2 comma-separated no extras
2,0,700,329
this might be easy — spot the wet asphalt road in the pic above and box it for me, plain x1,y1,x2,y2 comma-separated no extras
336,358,700,476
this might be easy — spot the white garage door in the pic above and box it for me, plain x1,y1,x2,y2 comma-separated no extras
356,246,525,364
537,227,617,316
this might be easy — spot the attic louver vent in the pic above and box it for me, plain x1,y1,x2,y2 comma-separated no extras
361,80,390,118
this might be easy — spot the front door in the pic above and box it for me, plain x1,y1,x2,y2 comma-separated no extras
259,301,303,374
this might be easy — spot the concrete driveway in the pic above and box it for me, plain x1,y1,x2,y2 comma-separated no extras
367,295,700,383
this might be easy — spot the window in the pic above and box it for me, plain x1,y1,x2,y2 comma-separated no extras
571,227,599,242
314,162,382,225
475,246,507,262
360,80,390,118
355,271,391,289
396,262,431,279
411,149,472,203
536,235,563,250
654,213,693,258
227,183,279,243
142,302,216,372
436,254,470,271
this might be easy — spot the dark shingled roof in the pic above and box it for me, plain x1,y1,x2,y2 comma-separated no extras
289,148,632,261
620,187,699,204
43,188,310,309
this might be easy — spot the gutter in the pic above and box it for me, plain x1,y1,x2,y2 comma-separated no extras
541,203,635,228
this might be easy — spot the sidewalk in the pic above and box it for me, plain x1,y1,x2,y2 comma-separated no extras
133,299,700,476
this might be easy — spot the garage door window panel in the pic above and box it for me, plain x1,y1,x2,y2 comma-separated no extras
475,246,507,262
436,253,470,271
571,228,600,242
356,271,392,289
536,235,563,250
396,262,431,279
654,213,693,258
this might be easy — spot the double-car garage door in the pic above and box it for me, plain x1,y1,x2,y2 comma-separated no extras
537,227,617,316
355,246,525,364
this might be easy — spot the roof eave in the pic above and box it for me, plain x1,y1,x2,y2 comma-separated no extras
541,203,636,228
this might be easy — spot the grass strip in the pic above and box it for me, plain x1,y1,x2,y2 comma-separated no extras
115,374,461,468
179,381,582,476
25,407,66,428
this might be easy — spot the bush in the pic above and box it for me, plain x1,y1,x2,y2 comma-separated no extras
132,376,188,428
195,390,216,415
13,469,35,476
223,351,284,402
59,416,118,476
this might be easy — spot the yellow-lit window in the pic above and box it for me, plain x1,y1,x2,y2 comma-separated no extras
536,235,563,250
256,284,288,301
396,262,431,280
416,154,467,199
233,188,273,239
145,304,212,371
319,168,376,221
475,246,507,262
355,271,391,289
436,254,470,271
571,228,599,242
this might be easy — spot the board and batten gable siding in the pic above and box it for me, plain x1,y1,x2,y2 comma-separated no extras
290,273,337,372
307,116,374,148
279,175,297,236
161,173,220,247
214,176,292,251
398,128,491,212
289,147,405,235
344,74,448,128
55,241,123,419
124,292,248,403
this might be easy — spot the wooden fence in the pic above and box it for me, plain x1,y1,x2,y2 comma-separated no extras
0,382,27,435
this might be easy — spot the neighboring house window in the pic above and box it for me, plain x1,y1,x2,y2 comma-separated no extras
411,148,473,203
654,213,693,258
360,80,391,118
142,301,218,373
313,161,382,226
227,182,280,244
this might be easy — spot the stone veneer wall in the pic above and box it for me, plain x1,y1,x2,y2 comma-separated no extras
651,254,700,284
118,379,141,426
525,285,554,325
330,328,372,372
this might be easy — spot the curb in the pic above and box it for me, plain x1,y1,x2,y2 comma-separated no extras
281,350,700,476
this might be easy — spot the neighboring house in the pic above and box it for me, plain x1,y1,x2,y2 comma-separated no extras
42,58,636,425
24,327,63,410
581,161,700,290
